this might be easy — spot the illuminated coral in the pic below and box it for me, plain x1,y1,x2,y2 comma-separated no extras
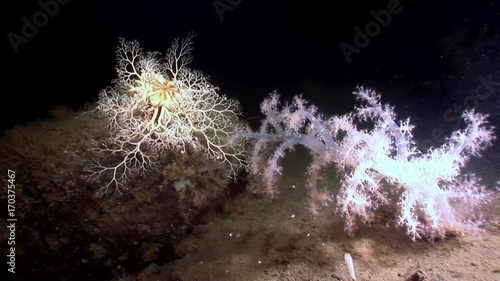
85,32,247,194
236,87,497,240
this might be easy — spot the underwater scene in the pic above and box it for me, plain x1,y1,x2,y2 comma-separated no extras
3,0,500,280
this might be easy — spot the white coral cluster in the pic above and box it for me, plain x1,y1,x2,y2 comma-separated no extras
238,87,497,240
84,33,247,194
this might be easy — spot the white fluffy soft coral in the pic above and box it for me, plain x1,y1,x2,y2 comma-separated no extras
238,86,497,240
336,89,496,240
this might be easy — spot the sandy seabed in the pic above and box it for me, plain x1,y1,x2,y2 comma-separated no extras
138,148,500,281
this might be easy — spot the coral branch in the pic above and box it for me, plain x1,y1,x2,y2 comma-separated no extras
84,33,247,194
238,86,497,240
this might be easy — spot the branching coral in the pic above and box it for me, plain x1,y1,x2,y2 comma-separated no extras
236,87,497,240
84,32,247,194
